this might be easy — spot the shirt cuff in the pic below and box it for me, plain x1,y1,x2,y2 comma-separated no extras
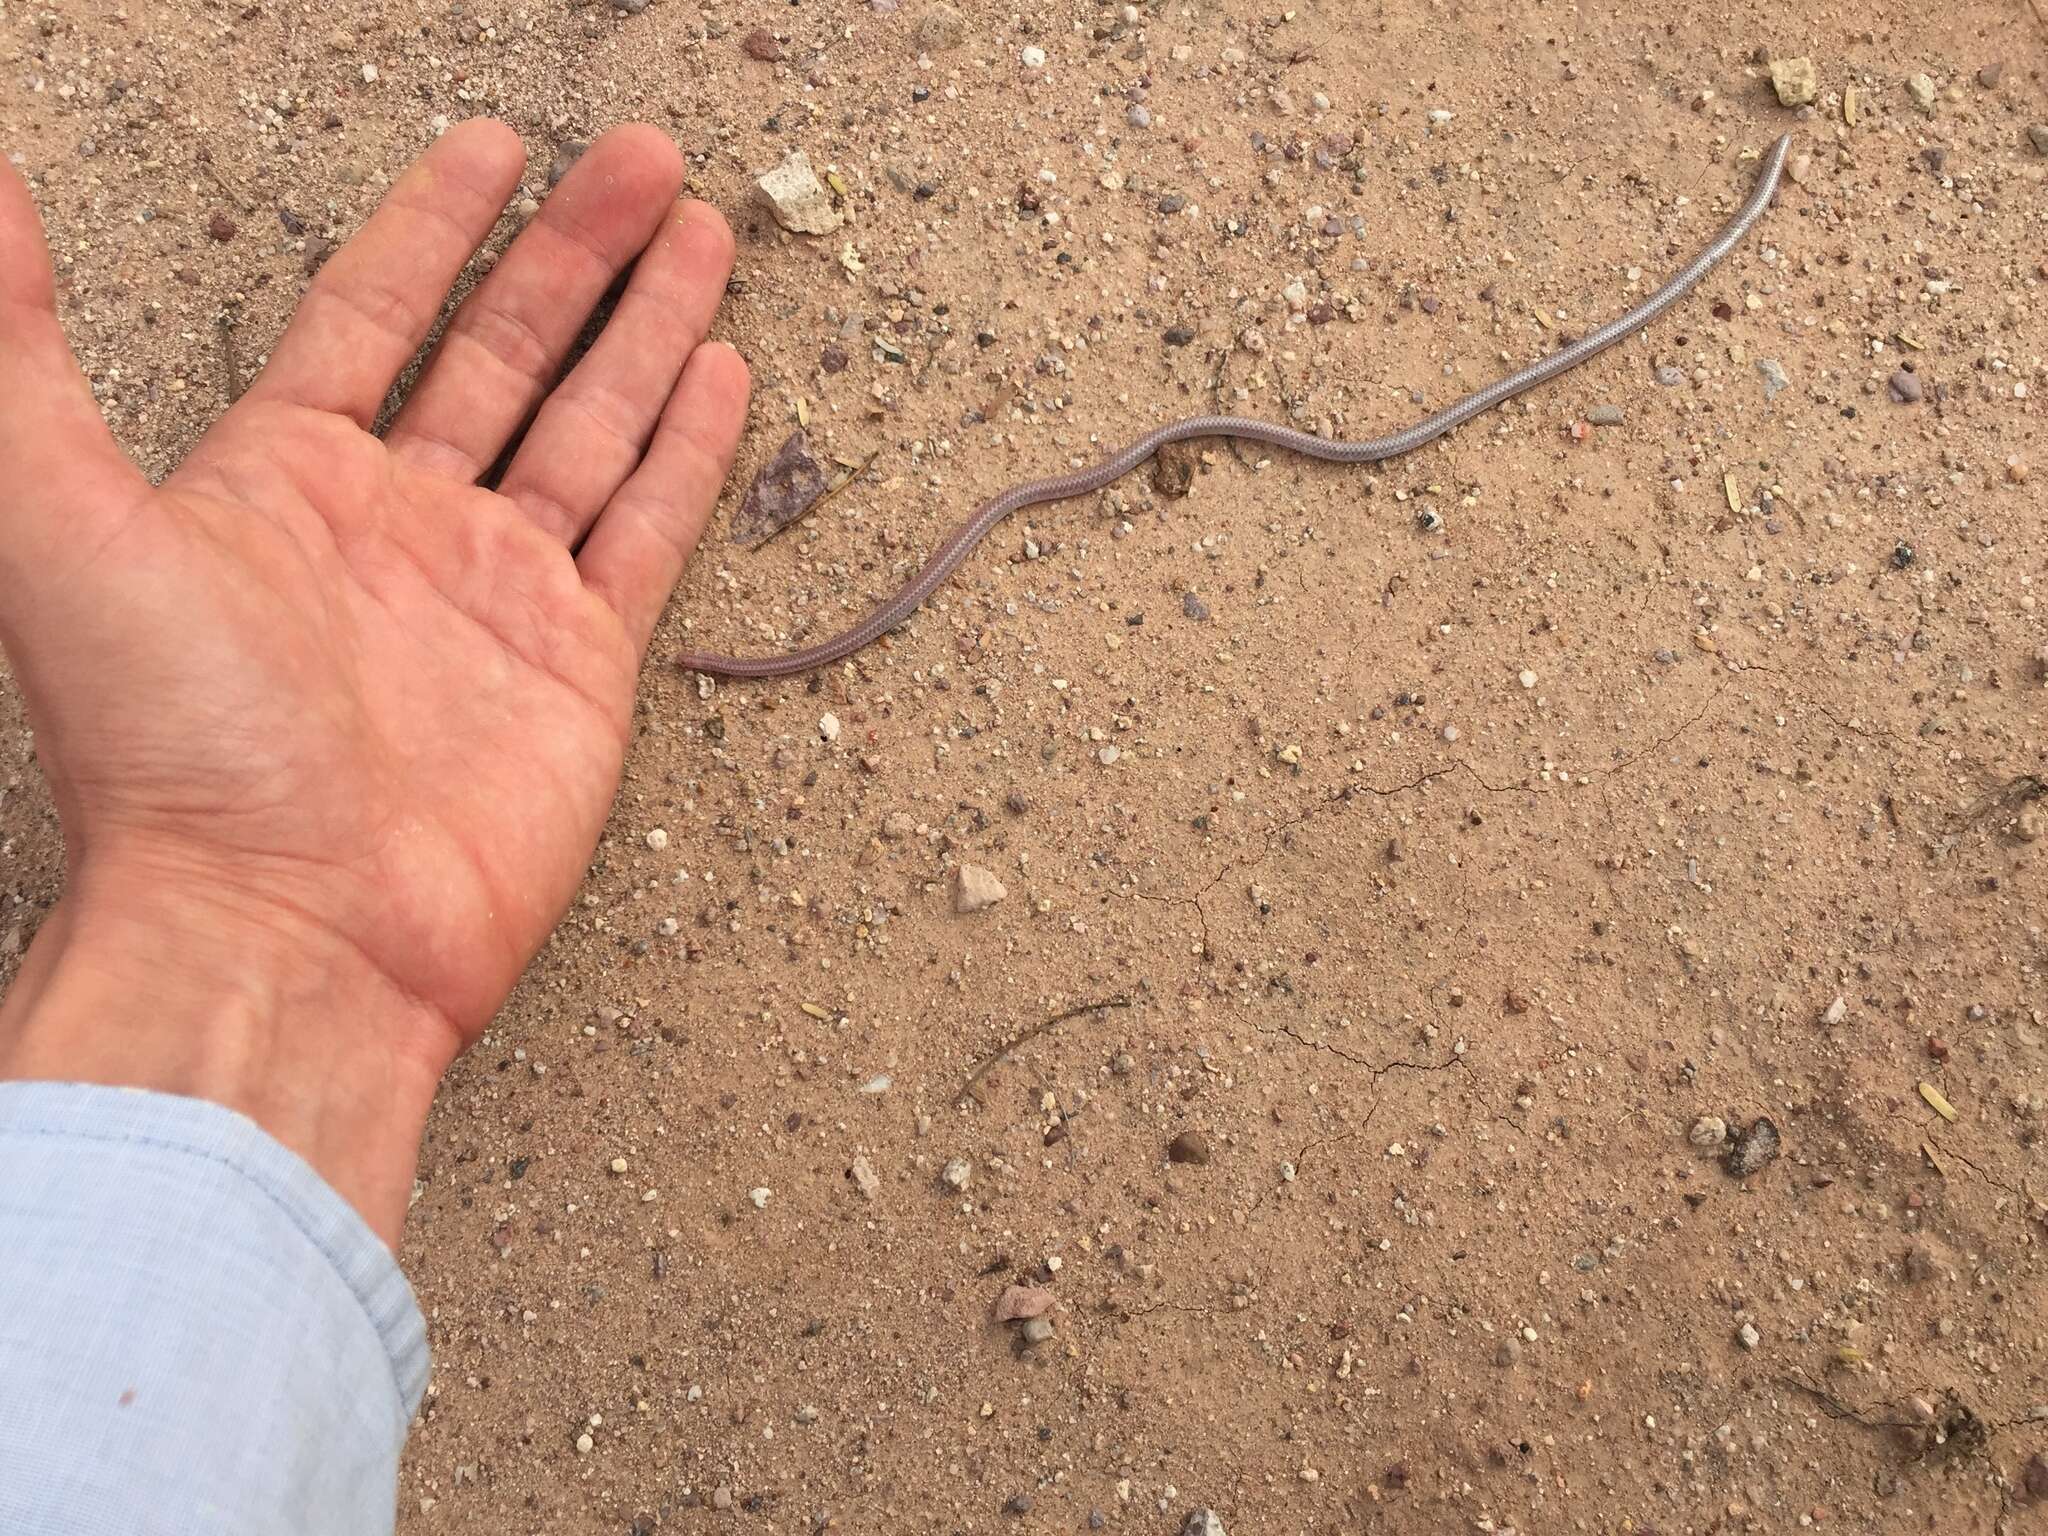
0,1081,427,1536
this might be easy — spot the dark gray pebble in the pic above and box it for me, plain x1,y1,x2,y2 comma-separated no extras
547,142,588,187
1725,1116,1781,1177
1163,325,1196,347
1181,592,1210,621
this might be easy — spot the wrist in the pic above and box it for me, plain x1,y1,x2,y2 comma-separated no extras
0,847,460,1245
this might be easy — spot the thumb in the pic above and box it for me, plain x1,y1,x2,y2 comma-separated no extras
0,156,145,564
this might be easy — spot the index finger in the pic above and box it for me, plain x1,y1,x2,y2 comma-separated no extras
242,119,527,428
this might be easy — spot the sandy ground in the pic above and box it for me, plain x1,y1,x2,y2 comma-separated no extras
5,0,2048,1531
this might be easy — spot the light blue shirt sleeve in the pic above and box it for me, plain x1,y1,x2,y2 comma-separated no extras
0,1082,428,1534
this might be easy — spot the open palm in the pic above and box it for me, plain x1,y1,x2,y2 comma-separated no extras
0,122,748,1234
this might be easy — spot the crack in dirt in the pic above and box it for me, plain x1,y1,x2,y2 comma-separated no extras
1245,1037,1471,1213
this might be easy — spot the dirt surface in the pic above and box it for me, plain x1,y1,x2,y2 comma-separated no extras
5,0,2048,1531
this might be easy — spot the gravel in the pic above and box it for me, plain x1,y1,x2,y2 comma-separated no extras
1888,367,1924,404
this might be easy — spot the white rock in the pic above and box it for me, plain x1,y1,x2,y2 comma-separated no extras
748,1186,772,1209
940,1157,973,1190
952,863,1008,914
1738,1321,1761,1350
1020,44,1046,67
848,1154,881,1199
754,149,842,235
1689,1115,1728,1148
1183,1512,1228,1536
819,711,842,742
645,827,669,851
1822,994,1847,1025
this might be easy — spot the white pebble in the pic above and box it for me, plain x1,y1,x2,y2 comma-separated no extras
818,712,841,742
1519,669,1537,689
1021,44,1046,68
748,1187,772,1208
360,63,379,83
646,827,669,851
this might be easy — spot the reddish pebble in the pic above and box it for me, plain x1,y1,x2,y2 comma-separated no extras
742,27,782,60
1926,1036,1949,1061
1569,420,1591,441
207,211,237,242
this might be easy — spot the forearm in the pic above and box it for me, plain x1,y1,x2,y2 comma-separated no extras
0,850,458,1247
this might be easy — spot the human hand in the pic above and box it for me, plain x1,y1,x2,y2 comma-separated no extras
0,121,748,1242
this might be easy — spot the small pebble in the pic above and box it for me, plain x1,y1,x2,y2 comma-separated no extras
645,827,669,851
1587,404,1623,426
1888,367,1923,404
1005,1494,1034,1516
1183,1512,1227,1536
996,1285,1055,1321
1654,365,1685,387
2029,125,2048,157
206,211,236,242
1725,1117,1782,1177
1769,56,1817,108
755,149,842,235
1020,44,1046,68
1905,72,1937,113
818,712,841,742
1976,60,2004,89
1689,1115,1728,1148
1163,325,1196,347
1738,1321,1761,1351
547,142,587,187
1019,1316,1055,1345
742,27,782,59
1755,358,1789,399
1182,592,1210,621
848,1155,881,1200
1127,104,1152,129
913,5,964,51
940,1157,973,1191
1167,1130,1211,1165
952,863,1008,913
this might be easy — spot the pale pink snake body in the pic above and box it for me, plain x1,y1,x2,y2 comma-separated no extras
679,135,1791,681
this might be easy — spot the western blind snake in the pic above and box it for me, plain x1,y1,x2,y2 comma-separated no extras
679,133,1791,681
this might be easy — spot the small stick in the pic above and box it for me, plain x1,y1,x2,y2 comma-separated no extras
955,995,1131,1106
